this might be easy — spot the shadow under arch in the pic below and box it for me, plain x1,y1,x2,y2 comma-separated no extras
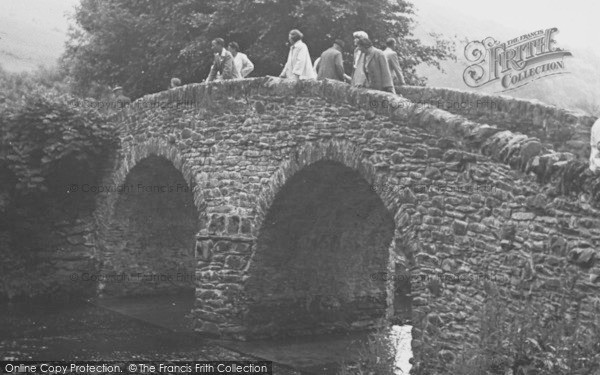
97,145,203,298
102,138,207,220
244,140,411,338
253,140,392,231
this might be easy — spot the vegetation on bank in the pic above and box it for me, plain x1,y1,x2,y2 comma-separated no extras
0,67,115,193
339,281,600,375
449,283,600,375
339,327,398,375
0,66,116,300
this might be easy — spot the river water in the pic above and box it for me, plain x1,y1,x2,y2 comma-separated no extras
0,294,412,374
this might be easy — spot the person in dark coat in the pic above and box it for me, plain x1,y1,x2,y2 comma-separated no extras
351,38,395,93
315,39,349,82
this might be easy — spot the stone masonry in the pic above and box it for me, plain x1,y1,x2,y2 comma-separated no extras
67,77,600,373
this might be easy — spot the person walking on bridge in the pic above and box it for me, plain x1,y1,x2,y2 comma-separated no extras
351,38,395,94
206,38,241,82
280,29,316,81
383,37,406,87
352,31,369,73
315,39,350,82
228,42,254,78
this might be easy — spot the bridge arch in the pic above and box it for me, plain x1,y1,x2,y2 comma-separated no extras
243,140,417,338
108,138,207,217
94,139,206,297
254,140,390,231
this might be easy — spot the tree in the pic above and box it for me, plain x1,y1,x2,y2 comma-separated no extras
63,0,455,99
63,0,216,99
201,0,454,84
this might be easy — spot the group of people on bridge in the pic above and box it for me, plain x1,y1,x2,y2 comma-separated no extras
113,29,406,104
203,29,406,94
112,30,600,176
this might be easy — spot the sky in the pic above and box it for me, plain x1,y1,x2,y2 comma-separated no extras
414,0,599,54
0,0,598,71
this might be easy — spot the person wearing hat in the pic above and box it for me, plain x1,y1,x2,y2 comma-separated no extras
279,29,316,81
383,37,406,86
315,39,350,82
112,86,131,108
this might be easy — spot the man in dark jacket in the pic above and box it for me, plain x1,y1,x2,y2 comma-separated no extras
351,38,395,93
315,39,349,82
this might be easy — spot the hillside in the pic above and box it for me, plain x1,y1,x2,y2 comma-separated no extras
410,0,600,115
0,0,78,72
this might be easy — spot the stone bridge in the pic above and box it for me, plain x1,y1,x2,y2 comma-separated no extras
67,77,600,372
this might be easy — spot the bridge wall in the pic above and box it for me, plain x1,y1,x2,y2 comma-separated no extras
77,78,600,373
397,85,596,159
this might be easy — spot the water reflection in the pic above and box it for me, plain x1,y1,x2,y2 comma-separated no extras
391,325,413,374
0,295,412,375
